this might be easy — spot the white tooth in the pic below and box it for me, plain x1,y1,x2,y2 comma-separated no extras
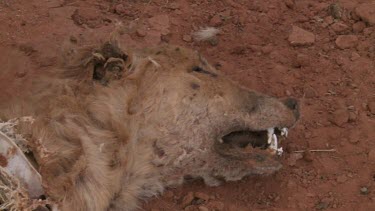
271,134,278,150
277,147,283,156
267,128,274,144
218,138,223,143
281,128,288,137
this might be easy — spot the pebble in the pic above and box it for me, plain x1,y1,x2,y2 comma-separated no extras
198,206,209,211
360,187,369,195
330,109,349,127
336,175,348,183
194,192,210,201
288,26,315,46
114,4,126,15
335,35,358,49
368,149,375,162
287,153,303,166
294,54,311,67
331,22,349,33
355,3,375,25
285,0,295,9
182,34,192,42
352,21,366,33
207,201,224,210
181,192,195,207
303,150,314,162
210,15,223,27
304,86,317,98
136,28,147,37
368,102,375,114
350,52,361,61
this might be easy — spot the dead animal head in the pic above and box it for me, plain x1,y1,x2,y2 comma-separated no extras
119,45,300,187
4,41,300,210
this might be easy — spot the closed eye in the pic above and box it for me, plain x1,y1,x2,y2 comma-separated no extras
191,66,217,77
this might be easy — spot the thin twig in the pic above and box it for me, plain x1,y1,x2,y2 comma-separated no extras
293,149,336,153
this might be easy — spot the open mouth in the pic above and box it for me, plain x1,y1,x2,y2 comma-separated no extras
220,127,288,156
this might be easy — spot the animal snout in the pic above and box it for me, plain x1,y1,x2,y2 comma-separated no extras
283,98,300,119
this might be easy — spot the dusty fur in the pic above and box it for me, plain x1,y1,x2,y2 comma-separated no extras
0,39,299,210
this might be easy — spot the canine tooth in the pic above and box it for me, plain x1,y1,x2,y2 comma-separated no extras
272,134,278,149
276,147,283,156
267,128,274,144
281,128,288,137
218,138,223,143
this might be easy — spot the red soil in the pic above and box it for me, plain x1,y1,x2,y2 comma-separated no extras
0,0,374,210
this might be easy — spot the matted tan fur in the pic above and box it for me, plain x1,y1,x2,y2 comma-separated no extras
1,39,299,210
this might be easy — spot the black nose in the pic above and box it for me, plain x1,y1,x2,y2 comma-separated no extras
284,98,300,118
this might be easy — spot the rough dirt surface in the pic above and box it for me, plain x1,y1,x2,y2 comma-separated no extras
0,0,374,210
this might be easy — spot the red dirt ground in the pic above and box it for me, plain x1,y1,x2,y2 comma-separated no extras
0,0,374,210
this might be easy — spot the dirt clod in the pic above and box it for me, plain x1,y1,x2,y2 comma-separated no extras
368,149,375,162
194,192,210,201
331,22,349,33
355,3,375,25
352,21,366,33
330,109,349,127
182,192,195,208
288,26,315,46
183,35,192,42
335,35,359,49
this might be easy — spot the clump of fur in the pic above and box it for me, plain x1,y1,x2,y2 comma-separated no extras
193,27,220,41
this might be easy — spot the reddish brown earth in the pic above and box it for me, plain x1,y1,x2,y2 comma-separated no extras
0,0,374,210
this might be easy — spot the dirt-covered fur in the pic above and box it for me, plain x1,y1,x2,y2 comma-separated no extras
3,40,299,210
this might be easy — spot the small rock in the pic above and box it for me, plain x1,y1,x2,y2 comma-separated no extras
182,34,192,42
330,109,349,127
331,22,349,33
335,35,358,49
207,201,224,211
136,28,147,37
352,21,366,33
70,35,78,43
285,0,295,9
114,4,126,15
182,192,195,207
293,54,311,67
304,86,317,98
348,137,360,144
210,15,223,27
348,112,357,122
355,3,375,25
261,45,273,55
360,187,369,195
303,150,313,162
337,175,348,183
288,26,315,46
287,153,303,166
324,16,334,25
198,206,209,211
368,149,375,162
350,52,361,61
15,70,27,78
167,2,180,10
194,192,210,201
316,201,329,210
209,37,219,46
184,205,197,211
368,102,375,114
